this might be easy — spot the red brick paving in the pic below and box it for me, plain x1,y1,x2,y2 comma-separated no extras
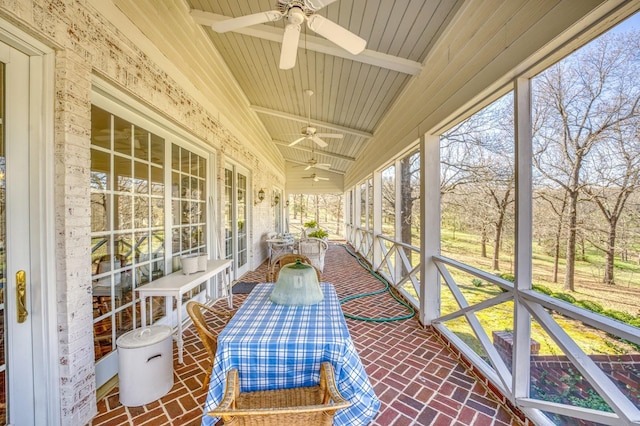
92,242,523,425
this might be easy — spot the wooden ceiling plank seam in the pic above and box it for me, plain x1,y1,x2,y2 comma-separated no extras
403,1,456,61
333,58,355,127
394,0,440,60
357,68,395,131
385,0,425,57
344,63,376,128
368,1,397,52
321,53,335,122
365,73,409,132
357,0,381,48
346,0,365,40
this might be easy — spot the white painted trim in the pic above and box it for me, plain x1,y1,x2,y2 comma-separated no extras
0,18,60,426
513,77,533,401
421,134,440,325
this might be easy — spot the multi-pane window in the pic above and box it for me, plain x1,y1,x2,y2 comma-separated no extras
90,105,208,363
91,106,167,361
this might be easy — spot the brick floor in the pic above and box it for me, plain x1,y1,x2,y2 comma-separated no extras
92,242,523,425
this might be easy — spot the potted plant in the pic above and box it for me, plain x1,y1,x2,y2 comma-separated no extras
303,220,318,229
307,228,328,240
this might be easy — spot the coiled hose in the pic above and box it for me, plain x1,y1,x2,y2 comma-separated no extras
337,244,415,322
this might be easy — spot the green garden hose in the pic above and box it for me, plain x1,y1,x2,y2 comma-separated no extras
337,244,416,322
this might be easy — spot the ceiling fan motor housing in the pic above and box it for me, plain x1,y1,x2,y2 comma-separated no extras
278,0,318,15
302,126,316,135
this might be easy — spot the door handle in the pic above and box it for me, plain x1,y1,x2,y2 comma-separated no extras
16,270,28,323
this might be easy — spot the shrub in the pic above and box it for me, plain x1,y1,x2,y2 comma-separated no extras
303,220,318,228
551,292,576,304
498,272,515,282
471,278,483,287
629,318,640,328
533,284,553,295
575,300,604,313
307,229,328,239
602,309,634,323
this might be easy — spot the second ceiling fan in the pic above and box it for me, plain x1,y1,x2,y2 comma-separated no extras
289,89,343,148
211,0,367,69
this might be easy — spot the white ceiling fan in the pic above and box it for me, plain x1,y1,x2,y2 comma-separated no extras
302,173,329,182
289,89,343,148
211,0,367,69
302,158,331,170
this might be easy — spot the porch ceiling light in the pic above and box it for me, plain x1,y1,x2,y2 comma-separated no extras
272,192,280,207
255,188,266,205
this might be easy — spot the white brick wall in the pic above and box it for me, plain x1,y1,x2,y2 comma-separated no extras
0,1,284,424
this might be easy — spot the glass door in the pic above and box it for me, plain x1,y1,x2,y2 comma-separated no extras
224,164,249,278
0,41,36,425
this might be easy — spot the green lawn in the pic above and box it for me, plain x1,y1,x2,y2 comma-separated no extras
438,228,640,356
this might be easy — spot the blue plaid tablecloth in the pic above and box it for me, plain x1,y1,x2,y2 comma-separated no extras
201,283,380,426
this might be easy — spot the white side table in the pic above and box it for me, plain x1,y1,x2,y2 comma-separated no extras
136,259,233,363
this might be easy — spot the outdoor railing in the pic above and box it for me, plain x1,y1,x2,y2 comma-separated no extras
375,234,420,310
346,227,640,426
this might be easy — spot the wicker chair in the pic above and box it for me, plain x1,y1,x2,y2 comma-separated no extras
297,238,329,272
186,301,235,390
266,253,321,282
207,362,351,425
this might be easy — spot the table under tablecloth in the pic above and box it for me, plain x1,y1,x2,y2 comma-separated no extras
201,282,380,426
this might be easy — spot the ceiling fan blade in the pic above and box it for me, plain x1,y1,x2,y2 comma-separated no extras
212,11,283,33
288,136,306,146
306,0,340,10
311,135,329,148
316,163,331,170
307,15,366,55
317,176,329,181
316,133,344,139
304,165,312,170
280,22,302,69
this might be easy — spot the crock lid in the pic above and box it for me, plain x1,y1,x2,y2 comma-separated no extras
116,325,173,349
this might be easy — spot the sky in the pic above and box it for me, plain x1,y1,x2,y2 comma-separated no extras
608,10,640,34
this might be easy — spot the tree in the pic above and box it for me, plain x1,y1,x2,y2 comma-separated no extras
399,151,420,247
535,189,568,283
442,94,515,270
532,30,640,291
582,123,640,284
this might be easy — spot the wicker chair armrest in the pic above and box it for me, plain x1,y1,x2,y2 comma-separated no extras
319,362,350,407
211,369,240,420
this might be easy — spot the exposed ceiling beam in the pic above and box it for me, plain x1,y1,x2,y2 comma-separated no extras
286,159,345,175
273,140,356,162
190,10,423,75
253,105,373,139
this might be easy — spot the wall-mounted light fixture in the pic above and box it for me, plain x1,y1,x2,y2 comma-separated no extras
285,199,290,207
271,192,280,207
255,188,265,205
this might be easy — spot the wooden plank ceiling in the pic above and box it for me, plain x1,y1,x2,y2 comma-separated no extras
187,0,461,184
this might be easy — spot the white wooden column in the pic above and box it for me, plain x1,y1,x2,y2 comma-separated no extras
513,77,533,400
421,133,441,325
